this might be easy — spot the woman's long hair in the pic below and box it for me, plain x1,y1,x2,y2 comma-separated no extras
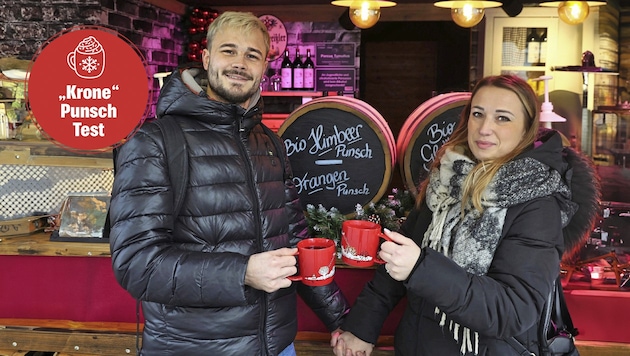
416,75,541,212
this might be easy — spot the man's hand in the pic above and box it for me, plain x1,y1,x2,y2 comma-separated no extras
245,248,298,293
331,330,374,356
378,229,421,281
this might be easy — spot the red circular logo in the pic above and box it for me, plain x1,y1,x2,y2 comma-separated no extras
28,26,150,151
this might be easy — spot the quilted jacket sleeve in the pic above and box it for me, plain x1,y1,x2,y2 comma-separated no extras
339,208,425,344
281,147,350,331
109,127,254,308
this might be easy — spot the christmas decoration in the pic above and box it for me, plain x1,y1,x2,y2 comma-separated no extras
354,188,416,232
305,204,346,248
182,7,219,63
305,189,416,252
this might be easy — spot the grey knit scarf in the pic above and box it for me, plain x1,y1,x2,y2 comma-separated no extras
423,147,576,354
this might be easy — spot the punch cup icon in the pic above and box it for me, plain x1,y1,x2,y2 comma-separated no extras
67,36,105,79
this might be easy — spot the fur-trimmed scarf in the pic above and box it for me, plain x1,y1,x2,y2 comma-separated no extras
423,147,578,355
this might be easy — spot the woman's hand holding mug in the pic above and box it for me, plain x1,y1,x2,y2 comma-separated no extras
378,229,422,281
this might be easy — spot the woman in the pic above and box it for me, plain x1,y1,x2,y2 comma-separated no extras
332,75,599,355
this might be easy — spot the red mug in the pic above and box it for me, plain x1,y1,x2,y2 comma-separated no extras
288,238,336,286
341,220,392,267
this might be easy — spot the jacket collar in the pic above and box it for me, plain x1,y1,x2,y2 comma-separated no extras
156,66,263,132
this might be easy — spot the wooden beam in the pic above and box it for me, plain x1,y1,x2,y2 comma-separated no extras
209,4,450,22
138,1,451,22
143,0,187,14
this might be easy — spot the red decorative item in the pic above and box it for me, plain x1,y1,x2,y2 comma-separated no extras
185,7,218,63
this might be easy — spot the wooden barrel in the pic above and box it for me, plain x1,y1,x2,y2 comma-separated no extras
278,96,396,216
398,92,471,196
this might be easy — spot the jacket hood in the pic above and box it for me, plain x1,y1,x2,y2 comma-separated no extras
155,66,263,131
531,128,601,258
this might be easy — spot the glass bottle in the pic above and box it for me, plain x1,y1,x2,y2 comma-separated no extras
539,28,548,65
260,71,269,92
292,48,304,90
526,28,540,66
303,48,315,91
270,70,282,92
280,49,292,90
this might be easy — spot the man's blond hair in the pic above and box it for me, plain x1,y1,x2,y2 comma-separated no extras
206,11,270,58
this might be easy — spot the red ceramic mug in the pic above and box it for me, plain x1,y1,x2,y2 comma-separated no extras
288,238,336,286
341,220,392,267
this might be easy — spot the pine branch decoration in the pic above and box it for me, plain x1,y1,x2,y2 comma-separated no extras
305,204,346,246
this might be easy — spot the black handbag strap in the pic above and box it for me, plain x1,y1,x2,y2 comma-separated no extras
506,336,535,356
507,275,576,356
555,277,578,337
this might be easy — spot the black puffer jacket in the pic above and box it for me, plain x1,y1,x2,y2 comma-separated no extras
341,130,600,355
109,68,348,355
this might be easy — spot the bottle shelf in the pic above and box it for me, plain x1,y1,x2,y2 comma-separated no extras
261,91,323,97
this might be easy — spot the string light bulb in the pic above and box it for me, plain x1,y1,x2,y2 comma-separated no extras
332,0,397,29
540,1,606,25
434,1,503,28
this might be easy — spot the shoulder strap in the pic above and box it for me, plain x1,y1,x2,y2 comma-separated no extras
554,277,578,337
154,116,189,217
506,337,534,356
260,124,290,180
507,276,574,356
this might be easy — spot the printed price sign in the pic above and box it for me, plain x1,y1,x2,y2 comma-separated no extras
28,25,150,151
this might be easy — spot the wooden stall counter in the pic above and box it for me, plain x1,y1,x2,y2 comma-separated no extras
0,232,111,257
0,232,402,355
2,233,629,355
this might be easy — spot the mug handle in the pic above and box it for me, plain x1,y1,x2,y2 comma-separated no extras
374,233,393,265
288,250,301,281
67,51,75,70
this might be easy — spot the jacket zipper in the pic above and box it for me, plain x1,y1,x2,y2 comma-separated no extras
236,114,270,356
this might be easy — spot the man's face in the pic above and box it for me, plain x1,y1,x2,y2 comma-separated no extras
202,28,267,108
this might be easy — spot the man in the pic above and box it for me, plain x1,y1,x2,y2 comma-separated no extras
109,11,348,355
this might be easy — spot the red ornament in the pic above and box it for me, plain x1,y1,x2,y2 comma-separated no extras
188,27,198,35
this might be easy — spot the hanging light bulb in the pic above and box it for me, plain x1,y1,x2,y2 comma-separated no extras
350,1,381,29
540,1,606,25
331,1,397,29
451,4,485,27
434,1,503,28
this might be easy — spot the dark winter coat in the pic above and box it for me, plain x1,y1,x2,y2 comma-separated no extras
341,130,599,355
109,68,348,355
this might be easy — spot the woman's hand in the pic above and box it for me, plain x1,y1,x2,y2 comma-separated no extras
331,330,374,356
379,229,421,281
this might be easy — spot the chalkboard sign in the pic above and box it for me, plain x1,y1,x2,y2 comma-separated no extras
398,92,470,196
279,97,394,216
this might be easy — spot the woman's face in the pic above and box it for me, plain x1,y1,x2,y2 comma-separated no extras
467,86,527,162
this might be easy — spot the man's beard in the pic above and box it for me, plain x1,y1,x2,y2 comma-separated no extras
207,68,259,105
